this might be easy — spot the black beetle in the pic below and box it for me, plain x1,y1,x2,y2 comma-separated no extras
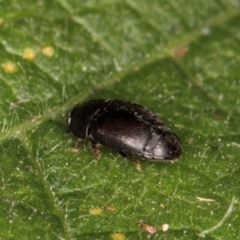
67,99,182,161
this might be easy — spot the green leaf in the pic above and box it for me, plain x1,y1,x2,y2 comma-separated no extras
0,0,240,239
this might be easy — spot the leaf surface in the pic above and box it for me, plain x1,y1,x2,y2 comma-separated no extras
0,1,240,239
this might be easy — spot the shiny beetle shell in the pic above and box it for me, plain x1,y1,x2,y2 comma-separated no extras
67,99,182,161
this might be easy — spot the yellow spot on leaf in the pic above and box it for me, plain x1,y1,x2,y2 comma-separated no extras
23,48,36,61
89,207,102,215
160,203,165,208
1,61,17,73
41,46,54,57
161,223,169,232
82,66,87,71
105,204,116,213
110,233,126,240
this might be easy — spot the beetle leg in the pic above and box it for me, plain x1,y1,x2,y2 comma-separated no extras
90,140,101,159
76,138,83,149
119,151,128,159
119,152,142,171
67,138,83,152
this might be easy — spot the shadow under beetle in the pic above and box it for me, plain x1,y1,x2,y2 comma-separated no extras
67,99,182,161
